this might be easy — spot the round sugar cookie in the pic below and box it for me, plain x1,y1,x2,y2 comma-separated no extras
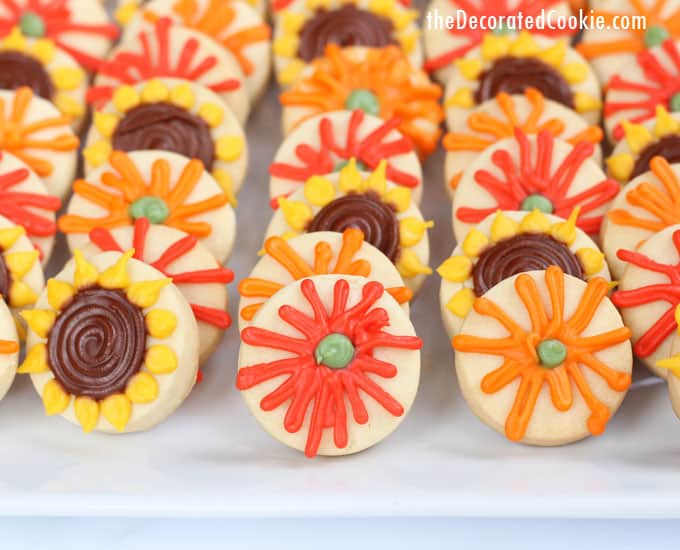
0,87,78,200
265,160,432,293
88,17,250,125
270,109,423,205
83,78,248,203
280,45,443,158
20,250,200,433
59,150,236,264
439,210,610,337
601,157,680,279
660,333,680,420
444,32,602,127
0,297,18,403
443,88,603,198
238,228,411,330
611,224,680,377
453,266,632,446
83,219,233,366
452,130,620,243
237,274,422,457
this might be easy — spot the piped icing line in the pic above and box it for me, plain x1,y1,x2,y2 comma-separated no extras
453,266,632,442
237,277,422,457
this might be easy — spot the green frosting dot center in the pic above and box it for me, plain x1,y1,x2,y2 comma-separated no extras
521,194,554,213
344,89,380,116
20,11,46,38
644,25,669,48
128,196,170,224
670,93,680,112
536,339,567,369
315,333,355,369
334,159,366,172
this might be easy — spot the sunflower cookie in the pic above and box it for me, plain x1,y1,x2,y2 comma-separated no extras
0,28,88,130
423,0,572,84
239,228,411,329
265,160,432,293
0,151,60,264
0,87,79,200
280,44,443,158
83,78,248,204
127,0,271,101
602,157,680,278
237,274,422,457
439,209,610,337
453,266,632,445
272,0,421,87
84,219,233,365
58,150,236,264
88,17,250,125
0,0,118,71
606,107,680,183
270,109,423,205
611,225,680,377
19,250,199,433
0,297,18,402
452,129,620,242
443,88,603,197
444,32,601,127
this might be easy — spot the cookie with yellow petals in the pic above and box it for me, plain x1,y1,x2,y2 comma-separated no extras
59,150,236,264
20,250,199,433
83,78,248,200
439,210,610,337
271,0,422,87
444,33,602,127
264,160,433,293
0,297,18,402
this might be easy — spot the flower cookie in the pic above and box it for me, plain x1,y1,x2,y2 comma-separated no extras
0,87,79,200
611,225,680,377
453,266,632,445
58,150,236,264
265,160,433,293
0,0,118,72
19,250,199,433
605,39,680,141
0,296,18,402
0,28,87,130
439,209,610,337
270,109,422,205
443,88,603,197
423,0,572,84
579,0,680,86
237,274,422,457
606,107,680,183
88,17,250,125
128,0,271,101
239,228,412,329
602,157,680,278
658,325,680,419
83,78,248,204
452,129,620,242
0,151,60,264
280,45,443,158
272,0,421,87
444,32,602,127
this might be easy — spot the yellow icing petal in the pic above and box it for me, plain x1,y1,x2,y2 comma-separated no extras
125,372,159,404
509,32,541,57
83,140,112,167
574,92,602,113
384,187,411,213
338,158,362,192
42,379,71,416
169,82,195,110
445,88,474,108
462,228,489,258
657,354,680,378
273,35,298,57
282,12,305,33
198,103,224,127
622,121,652,153
9,280,38,308
31,38,54,64
437,255,472,282
397,250,431,278
392,9,418,30
576,248,605,276
98,249,134,289
4,250,37,279
101,394,131,432
2,27,26,50
53,93,83,118
145,345,178,374
481,34,511,60
279,198,312,231
560,62,587,84
126,278,171,309
93,111,120,138
455,58,482,80
51,67,84,91
112,85,140,113
654,105,680,136
115,1,138,25
17,343,48,374
216,136,244,162
141,79,169,103
536,40,566,66
74,397,99,433
606,153,634,182
47,279,75,310
400,218,433,247
490,211,519,242
146,309,177,339
447,287,475,318
549,207,580,245
73,249,99,288
20,310,56,339
212,169,238,207
304,175,335,207
519,210,551,233
0,226,24,250
675,303,680,328
278,59,305,86
398,30,419,53
363,160,388,195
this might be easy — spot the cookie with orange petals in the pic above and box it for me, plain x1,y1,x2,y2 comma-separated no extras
59,150,236,264
280,44,443,158
453,266,632,446
0,297,18,402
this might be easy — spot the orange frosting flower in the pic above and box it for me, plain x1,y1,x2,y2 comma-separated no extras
453,266,632,442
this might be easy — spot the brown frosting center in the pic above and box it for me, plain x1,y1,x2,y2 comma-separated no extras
0,50,53,99
631,134,680,180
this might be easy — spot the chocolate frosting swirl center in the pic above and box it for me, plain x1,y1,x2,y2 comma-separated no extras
47,287,147,400
631,134,680,179
0,50,54,99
